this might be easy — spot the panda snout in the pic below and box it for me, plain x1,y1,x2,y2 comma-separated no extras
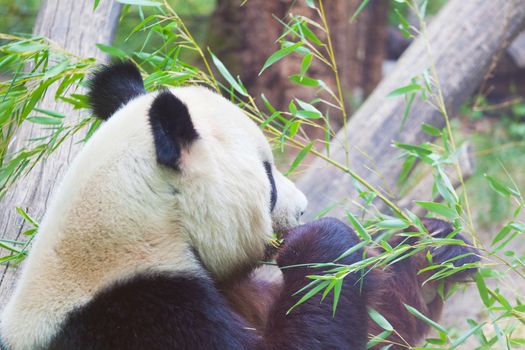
296,209,305,221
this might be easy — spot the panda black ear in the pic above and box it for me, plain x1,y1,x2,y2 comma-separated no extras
149,91,199,169
87,61,146,120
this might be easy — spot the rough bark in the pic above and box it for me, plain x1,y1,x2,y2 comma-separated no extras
297,0,525,218
0,0,121,308
207,0,287,98
207,0,388,115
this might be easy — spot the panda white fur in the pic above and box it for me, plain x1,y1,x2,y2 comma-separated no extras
0,62,376,350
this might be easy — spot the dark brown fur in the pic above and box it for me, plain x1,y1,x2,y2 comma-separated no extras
223,218,480,349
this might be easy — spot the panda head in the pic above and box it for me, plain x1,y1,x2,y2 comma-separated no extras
80,61,307,280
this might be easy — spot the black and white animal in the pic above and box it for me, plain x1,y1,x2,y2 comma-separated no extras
0,62,479,350
0,62,367,350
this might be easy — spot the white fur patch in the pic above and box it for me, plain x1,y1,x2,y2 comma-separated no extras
1,87,307,349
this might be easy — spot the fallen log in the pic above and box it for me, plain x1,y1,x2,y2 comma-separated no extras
297,0,525,218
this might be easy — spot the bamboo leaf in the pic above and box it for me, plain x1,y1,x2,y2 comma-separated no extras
260,42,303,75
376,218,409,230
300,53,313,77
209,52,248,97
416,201,457,219
351,0,371,22
96,43,128,59
346,211,371,241
368,307,393,331
116,0,161,6
286,141,314,176
287,280,329,314
484,174,519,198
387,83,421,97
404,304,447,334
474,273,491,307
332,280,342,316
335,240,368,262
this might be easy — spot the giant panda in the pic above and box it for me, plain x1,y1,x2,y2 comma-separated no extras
0,61,366,350
0,61,479,350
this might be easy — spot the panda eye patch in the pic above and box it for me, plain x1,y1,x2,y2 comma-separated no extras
263,161,277,211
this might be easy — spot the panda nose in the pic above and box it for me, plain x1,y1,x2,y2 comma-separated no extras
296,210,305,221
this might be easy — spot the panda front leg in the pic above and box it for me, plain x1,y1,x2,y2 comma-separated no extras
367,218,480,349
224,218,373,349
224,218,480,350
262,217,372,350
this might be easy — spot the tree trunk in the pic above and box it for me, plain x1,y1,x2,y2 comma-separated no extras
207,0,388,116
0,0,121,308
297,0,525,218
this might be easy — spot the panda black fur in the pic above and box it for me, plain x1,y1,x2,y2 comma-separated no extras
0,62,376,349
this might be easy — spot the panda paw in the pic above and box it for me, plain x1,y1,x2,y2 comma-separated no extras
276,218,363,268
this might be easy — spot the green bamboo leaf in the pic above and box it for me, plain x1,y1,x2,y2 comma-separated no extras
510,221,525,232
421,123,441,137
350,0,371,22
404,304,447,334
395,9,412,38
397,155,416,185
305,0,316,9
0,241,21,254
368,307,393,331
6,41,46,54
376,218,409,230
314,203,337,219
288,120,301,138
399,92,416,130
43,60,69,80
116,0,161,6
321,280,336,301
300,53,313,77
260,42,303,75
387,83,422,97
33,107,65,119
287,280,329,314
0,54,17,70
335,240,368,262
209,52,248,97
394,142,432,156
491,224,512,246
16,207,39,227
474,273,491,307
286,141,314,176
332,280,342,316
295,99,322,119
484,174,519,198
419,0,428,18
346,211,371,241
366,330,392,349
26,116,63,125
289,74,321,87
449,323,485,350
415,201,457,219
96,43,127,59
300,24,323,46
